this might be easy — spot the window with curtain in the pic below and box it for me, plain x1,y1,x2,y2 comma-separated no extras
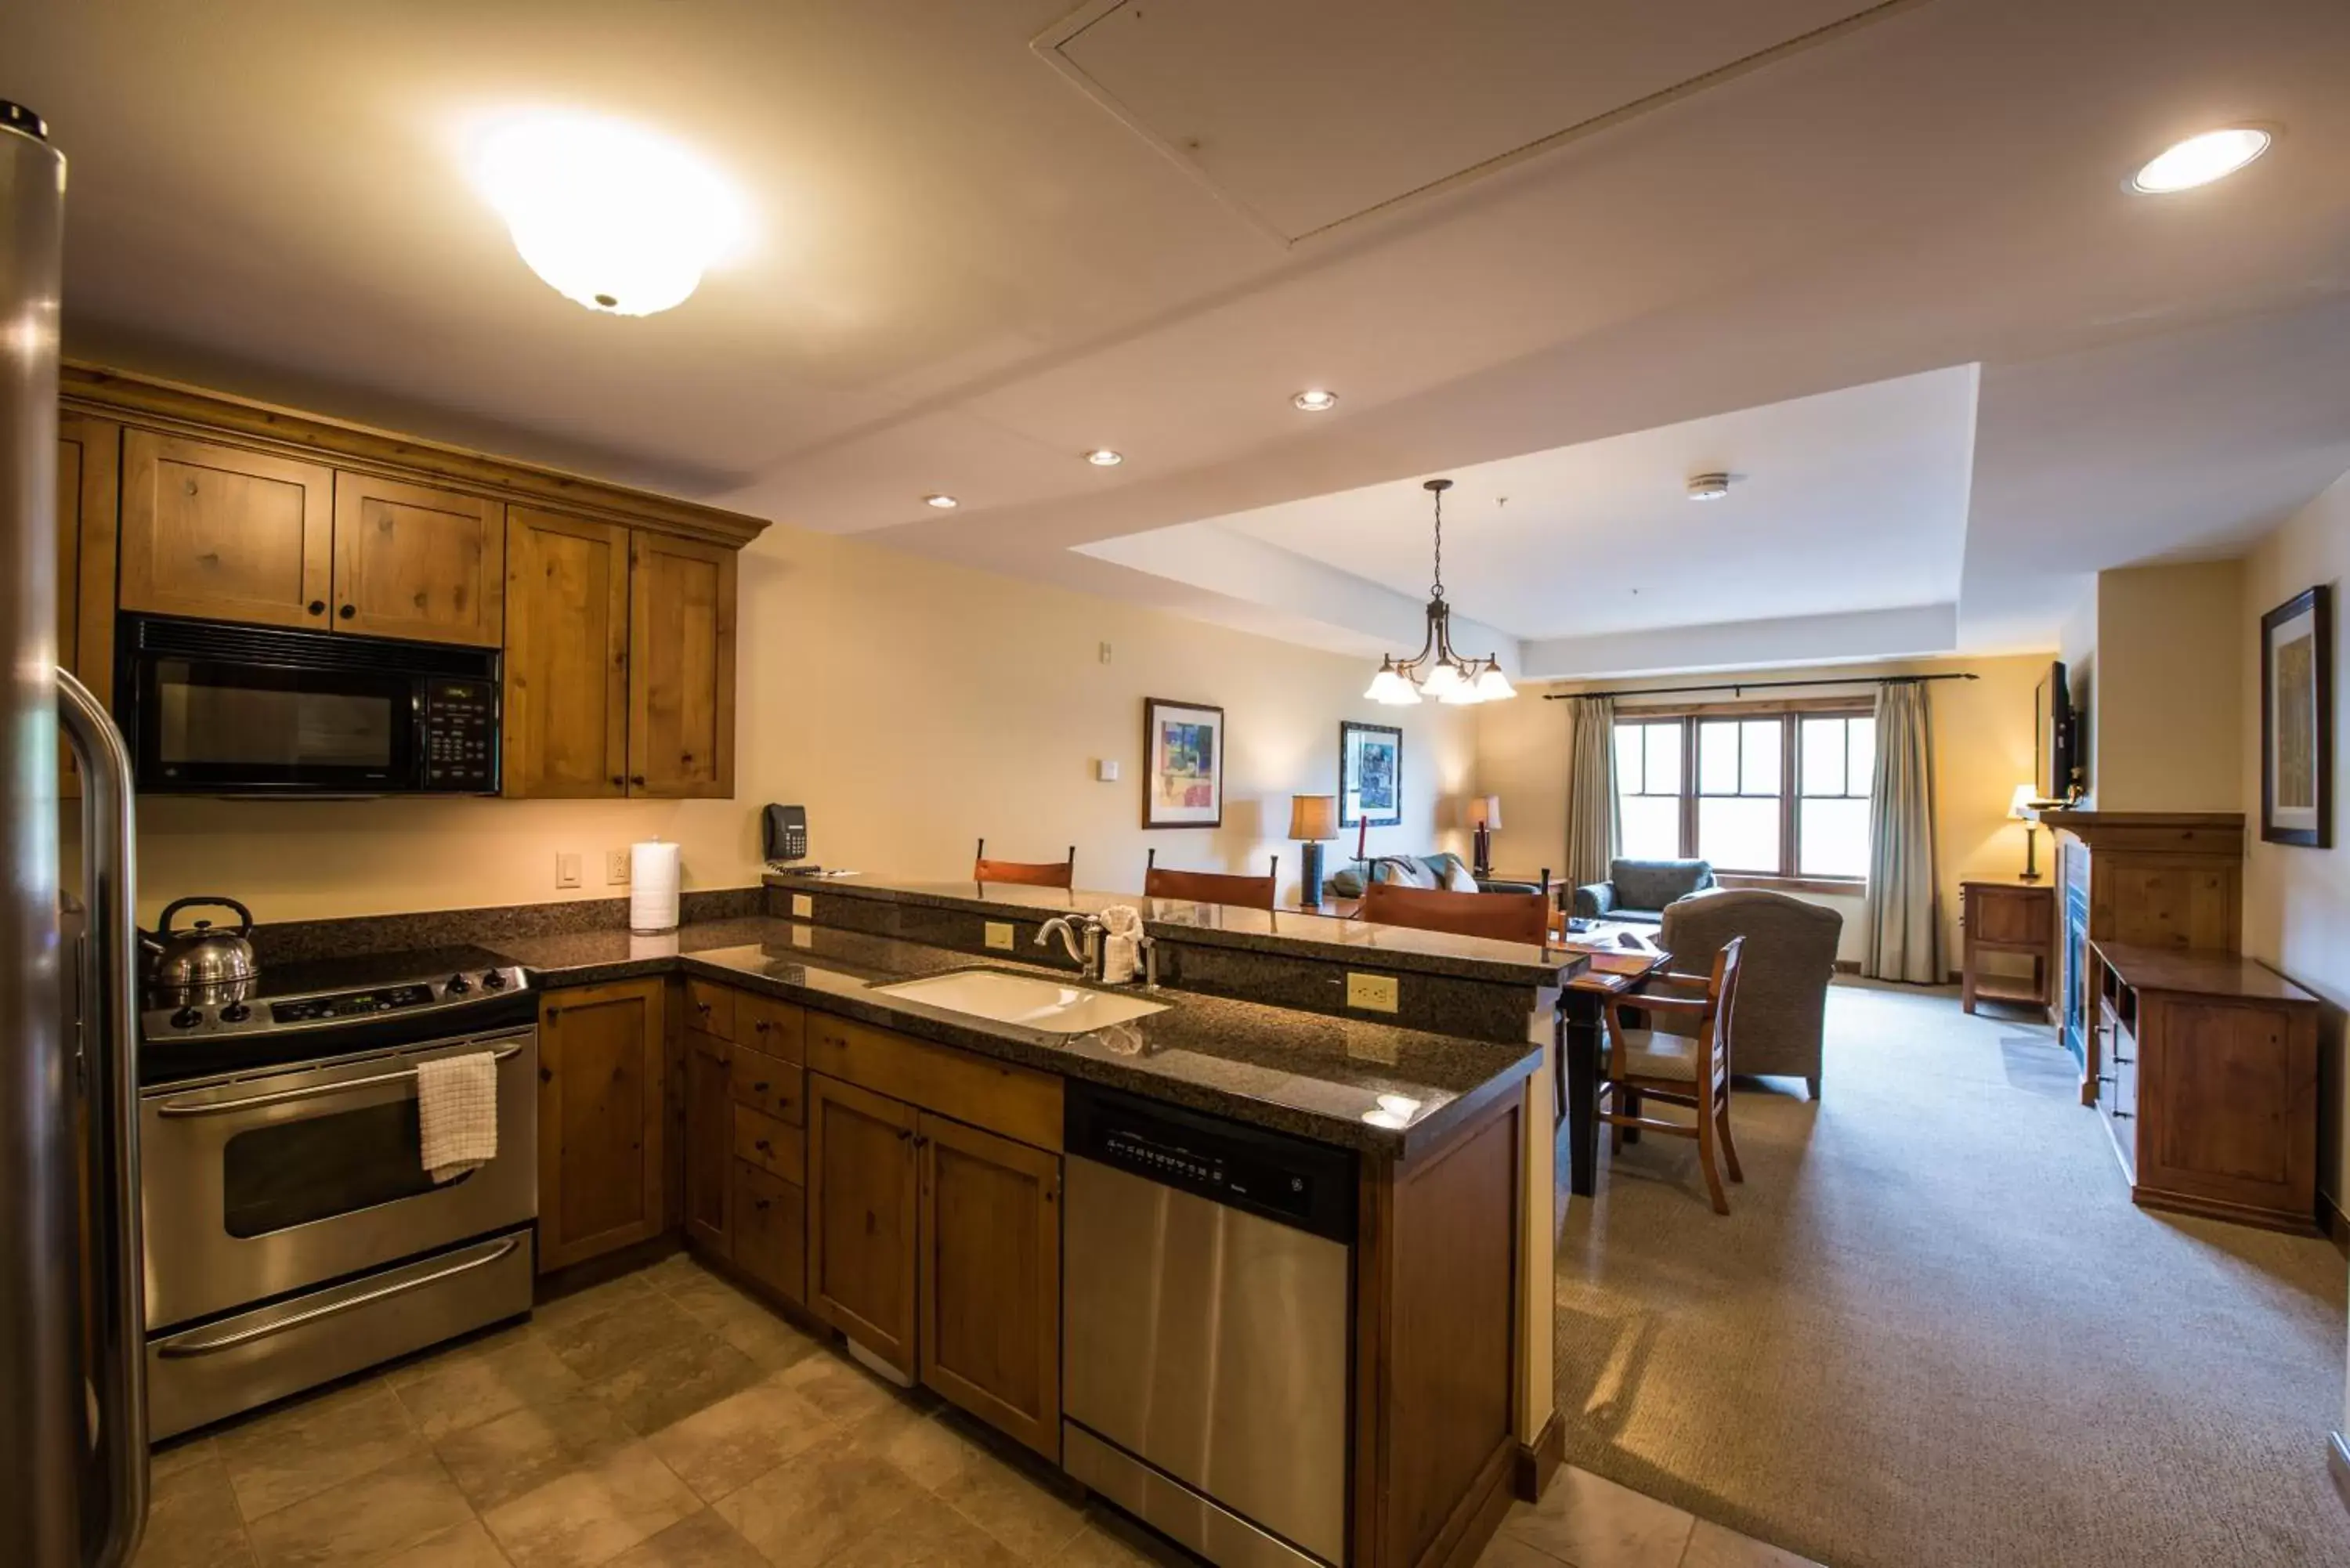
1609,708,1875,886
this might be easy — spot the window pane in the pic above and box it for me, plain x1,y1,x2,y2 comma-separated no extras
1614,725,1643,793
1799,798,1871,877
1800,717,1847,796
1740,720,1781,795
1621,796,1679,861
1698,797,1779,873
1847,717,1876,796
1643,724,1681,794
1697,721,1741,794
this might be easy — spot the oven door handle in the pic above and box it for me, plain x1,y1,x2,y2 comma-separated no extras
154,1235,524,1357
154,1040,527,1118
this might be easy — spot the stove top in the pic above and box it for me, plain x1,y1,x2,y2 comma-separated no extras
140,942,536,1086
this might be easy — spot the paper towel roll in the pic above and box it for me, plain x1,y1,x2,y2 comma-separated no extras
630,840,681,934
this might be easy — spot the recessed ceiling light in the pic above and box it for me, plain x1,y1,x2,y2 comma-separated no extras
1687,471,1731,501
2130,127,2273,194
1292,388,1339,411
924,493,959,509
1084,449,1124,467
470,111,747,316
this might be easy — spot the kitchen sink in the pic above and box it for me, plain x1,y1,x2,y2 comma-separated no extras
871,969,1167,1034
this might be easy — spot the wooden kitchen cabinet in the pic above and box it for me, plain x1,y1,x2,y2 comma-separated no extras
917,1111,1061,1459
503,508,631,799
684,1031,733,1257
331,471,504,647
628,532,736,799
806,1073,920,1375
118,428,334,630
537,978,668,1272
732,1160,806,1305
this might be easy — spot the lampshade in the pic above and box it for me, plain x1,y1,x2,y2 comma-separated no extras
1289,793,1340,840
1468,795,1502,830
2008,783,2038,821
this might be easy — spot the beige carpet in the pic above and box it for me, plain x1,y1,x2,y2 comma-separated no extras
1555,978,2350,1568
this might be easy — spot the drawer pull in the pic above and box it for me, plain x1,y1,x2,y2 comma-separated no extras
754,1198,771,1212
2111,1110,2134,1119
754,1138,772,1152
2112,1054,2134,1065
751,1080,769,1093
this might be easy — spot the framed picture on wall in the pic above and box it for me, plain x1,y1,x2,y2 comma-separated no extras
2260,585,2333,847
1143,698,1224,828
1339,721,1404,828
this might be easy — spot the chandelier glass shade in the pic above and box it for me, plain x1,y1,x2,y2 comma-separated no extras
1364,479,1517,706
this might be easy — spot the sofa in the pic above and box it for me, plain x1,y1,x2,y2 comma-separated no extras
1325,853,1543,899
1658,889,1842,1098
1573,858,1718,926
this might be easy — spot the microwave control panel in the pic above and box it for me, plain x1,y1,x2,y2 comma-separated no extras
421,678,497,791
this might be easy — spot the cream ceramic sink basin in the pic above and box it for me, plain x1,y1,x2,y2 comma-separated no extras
872,969,1167,1034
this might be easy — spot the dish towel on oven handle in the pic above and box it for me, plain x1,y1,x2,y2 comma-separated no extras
417,1052,498,1183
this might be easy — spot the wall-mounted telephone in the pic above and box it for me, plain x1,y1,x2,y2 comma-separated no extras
763,804,808,864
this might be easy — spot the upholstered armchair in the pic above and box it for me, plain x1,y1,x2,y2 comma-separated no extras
1573,858,1718,926
1658,889,1842,1099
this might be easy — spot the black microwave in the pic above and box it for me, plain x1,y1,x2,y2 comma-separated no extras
116,614,501,796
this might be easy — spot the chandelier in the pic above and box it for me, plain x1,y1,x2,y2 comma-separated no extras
1364,479,1516,706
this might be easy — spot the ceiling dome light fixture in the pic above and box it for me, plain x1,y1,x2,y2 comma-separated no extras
470,111,747,316
2130,126,2273,193
1084,449,1124,467
1364,479,1517,707
1293,388,1339,411
1687,471,1731,501
924,493,959,509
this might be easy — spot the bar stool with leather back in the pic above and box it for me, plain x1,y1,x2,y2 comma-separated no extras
1358,880,1549,944
1600,935,1745,1215
1142,847,1278,910
972,839,1076,889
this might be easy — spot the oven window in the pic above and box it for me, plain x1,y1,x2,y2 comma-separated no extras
221,1100,459,1237
156,658,399,771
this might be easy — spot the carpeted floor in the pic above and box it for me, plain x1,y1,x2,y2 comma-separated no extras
1555,978,2350,1568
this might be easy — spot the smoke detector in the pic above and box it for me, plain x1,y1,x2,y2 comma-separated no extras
1687,471,1731,502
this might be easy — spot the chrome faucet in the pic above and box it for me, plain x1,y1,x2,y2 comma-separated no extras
1037,915,1104,982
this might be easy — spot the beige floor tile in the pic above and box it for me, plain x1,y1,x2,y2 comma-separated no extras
531,1274,658,1339
645,1376,837,1502
1679,1519,1823,1568
935,1445,1088,1561
481,1443,700,1568
775,1352,904,1429
1473,1534,1572,1568
712,1445,927,1568
821,1490,1026,1568
377,1518,514,1567
150,1436,222,1491
434,1392,640,1514
636,1252,709,1292
244,1451,474,1568
674,1288,823,1374
849,1404,981,1495
588,1330,767,1435
604,1509,771,1568
134,1457,255,1568
391,1331,587,1443
1498,1468,1695,1568
1050,1518,1198,1567
217,1381,426,1523
542,1293,712,1386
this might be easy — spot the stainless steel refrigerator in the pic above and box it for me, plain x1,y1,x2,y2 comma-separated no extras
1,98,149,1568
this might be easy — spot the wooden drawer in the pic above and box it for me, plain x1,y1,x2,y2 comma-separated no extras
734,1103,806,1182
685,979,736,1042
739,993,805,1064
731,1161,804,1305
805,1011,1061,1151
2107,1024,2139,1176
729,1042,804,1125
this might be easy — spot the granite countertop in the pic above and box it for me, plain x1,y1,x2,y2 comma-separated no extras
768,873,1577,987
491,918,1542,1157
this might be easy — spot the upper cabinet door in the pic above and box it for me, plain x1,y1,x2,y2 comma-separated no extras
119,430,332,630
331,472,504,646
628,532,736,799
503,508,630,799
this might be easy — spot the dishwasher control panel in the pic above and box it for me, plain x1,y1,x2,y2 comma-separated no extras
1066,1082,1356,1243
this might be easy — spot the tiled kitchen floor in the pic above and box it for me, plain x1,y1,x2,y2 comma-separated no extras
136,1252,1816,1568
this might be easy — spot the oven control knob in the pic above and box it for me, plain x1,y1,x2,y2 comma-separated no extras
446,974,472,995
170,1006,204,1030
481,970,507,990
219,1003,251,1024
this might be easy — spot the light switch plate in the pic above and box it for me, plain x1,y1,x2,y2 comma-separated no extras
606,849,631,885
1096,759,1120,782
791,893,813,919
985,921,1016,952
1346,972,1400,1013
555,852,583,890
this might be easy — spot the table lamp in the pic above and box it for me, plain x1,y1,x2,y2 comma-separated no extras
1468,795,1502,879
2009,783,2042,881
1289,794,1339,909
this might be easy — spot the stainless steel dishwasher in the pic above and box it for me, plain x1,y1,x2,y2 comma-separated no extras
1061,1082,1357,1568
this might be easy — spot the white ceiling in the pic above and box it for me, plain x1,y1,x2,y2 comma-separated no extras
11,0,2350,676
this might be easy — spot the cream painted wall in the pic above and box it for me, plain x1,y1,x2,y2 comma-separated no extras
2092,560,2244,814
1472,654,2053,969
128,524,1475,923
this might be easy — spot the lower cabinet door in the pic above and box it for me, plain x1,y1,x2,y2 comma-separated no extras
807,1074,919,1374
537,979,667,1273
917,1111,1061,1459
732,1160,806,1305
685,1033,733,1258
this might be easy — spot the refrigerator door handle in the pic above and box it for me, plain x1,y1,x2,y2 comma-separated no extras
58,669,148,1568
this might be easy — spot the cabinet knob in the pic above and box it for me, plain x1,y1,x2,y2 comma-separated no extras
752,1080,768,1093
338,604,355,620
695,1000,710,1013
754,1198,770,1212
631,775,647,787
754,1138,771,1152
183,480,198,497
307,600,325,616
609,775,624,789
2111,1110,2134,1120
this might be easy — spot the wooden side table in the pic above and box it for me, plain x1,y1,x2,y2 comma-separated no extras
1960,877,2056,1017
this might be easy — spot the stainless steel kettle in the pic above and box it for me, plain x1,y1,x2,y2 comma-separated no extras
144,896,259,1001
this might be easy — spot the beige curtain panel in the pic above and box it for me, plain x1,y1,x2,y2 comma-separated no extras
1860,681,1941,982
1564,695,1619,891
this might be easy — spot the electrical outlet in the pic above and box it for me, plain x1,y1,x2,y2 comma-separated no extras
791,893,813,919
1346,972,1400,1013
555,852,584,891
790,923,812,948
985,921,1016,952
606,849,631,885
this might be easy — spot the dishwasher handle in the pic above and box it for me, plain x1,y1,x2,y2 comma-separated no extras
1064,1081,1357,1245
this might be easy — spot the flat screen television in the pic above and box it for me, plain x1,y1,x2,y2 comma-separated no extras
2035,659,2078,802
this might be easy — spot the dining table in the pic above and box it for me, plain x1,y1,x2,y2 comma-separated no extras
1552,924,1673,1198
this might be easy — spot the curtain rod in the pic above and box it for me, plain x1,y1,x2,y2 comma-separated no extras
1542,672,1978,701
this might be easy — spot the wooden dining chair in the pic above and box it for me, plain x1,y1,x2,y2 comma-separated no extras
972,838,1076,888
1358,880,1549,944
1143,848,1278,910
1600,936,1745,1215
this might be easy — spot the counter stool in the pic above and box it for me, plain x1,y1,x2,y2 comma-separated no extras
973,839,1076,888
1600,937,1745,1216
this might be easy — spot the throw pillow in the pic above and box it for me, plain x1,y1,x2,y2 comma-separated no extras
1372,856,1437,890
1443,858,1480,893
